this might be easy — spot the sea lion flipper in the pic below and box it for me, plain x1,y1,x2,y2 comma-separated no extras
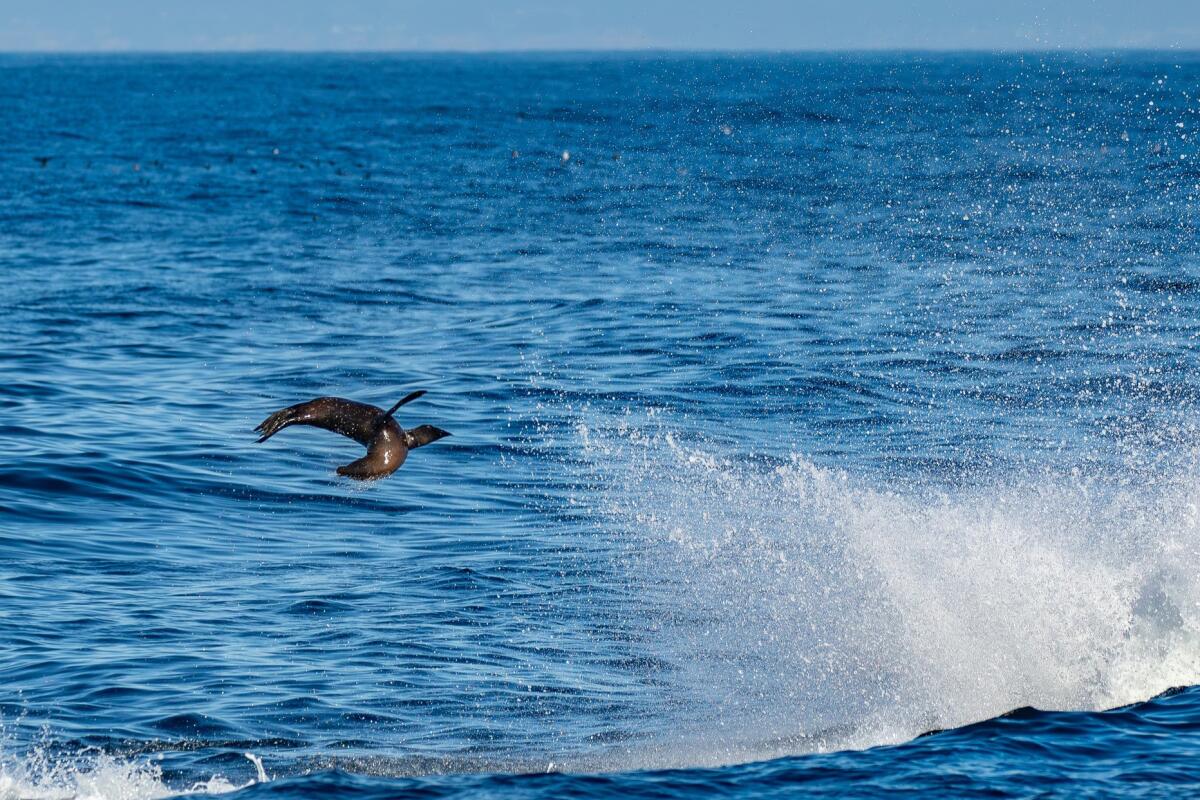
381,390,427,420
255,397,349,443
404,425,451,450
255,404,306,443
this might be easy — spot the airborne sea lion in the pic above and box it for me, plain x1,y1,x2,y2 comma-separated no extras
254,390,450,479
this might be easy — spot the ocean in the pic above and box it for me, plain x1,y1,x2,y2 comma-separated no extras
2,51,1200,798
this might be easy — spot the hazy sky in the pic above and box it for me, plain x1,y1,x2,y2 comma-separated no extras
3,1,1199,52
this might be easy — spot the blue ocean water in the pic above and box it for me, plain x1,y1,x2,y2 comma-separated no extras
2,51,1200,798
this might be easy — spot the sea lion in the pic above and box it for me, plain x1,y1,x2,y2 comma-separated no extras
255,390,450,479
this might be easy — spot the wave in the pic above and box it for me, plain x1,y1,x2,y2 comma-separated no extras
576,414,1200,765
0,733,258,800
4,686,1199,800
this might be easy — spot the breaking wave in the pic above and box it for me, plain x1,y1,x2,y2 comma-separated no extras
579,415,1200,765
0,734,261,800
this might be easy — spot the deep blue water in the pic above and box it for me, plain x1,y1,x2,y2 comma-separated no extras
3,52,1200,798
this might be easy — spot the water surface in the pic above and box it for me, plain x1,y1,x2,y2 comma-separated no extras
2,52,1200,798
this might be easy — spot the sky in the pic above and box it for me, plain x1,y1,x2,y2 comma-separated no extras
2,0,1199,52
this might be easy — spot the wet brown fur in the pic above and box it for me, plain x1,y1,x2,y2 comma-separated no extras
255,395,450,480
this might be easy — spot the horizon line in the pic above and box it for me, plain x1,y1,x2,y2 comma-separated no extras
2,45,1199,56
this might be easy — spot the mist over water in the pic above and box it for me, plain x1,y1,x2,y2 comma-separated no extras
3,52,1200,798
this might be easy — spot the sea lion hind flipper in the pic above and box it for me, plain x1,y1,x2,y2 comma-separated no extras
254,398,333,443
404,425,451,449
255,405,302,443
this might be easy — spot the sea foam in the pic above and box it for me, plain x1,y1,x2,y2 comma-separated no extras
0,737,257,800
578,415,1200,765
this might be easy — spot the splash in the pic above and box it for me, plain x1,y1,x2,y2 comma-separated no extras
0,734,262,800
578,415,1200,765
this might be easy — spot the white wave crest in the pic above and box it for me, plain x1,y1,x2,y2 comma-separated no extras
0,739,259,800
578,417,1200,765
